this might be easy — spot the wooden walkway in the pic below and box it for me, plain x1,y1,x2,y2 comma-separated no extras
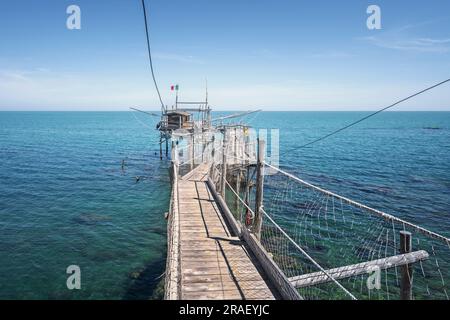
174,164,276,300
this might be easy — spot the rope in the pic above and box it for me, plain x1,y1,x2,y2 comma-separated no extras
224,178,255,219
222,175,357,300
141,0,165,111
260,208,357,300
130,109,155,130
283,78,450,152
264,161,450,245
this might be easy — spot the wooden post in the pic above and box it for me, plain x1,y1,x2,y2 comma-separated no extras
171,141,175,160
159,135,163,160
221,128,227,197
244,166,251,225
400,231,413,300
172,142,178,178
254,138,265,240
201,131,205,163
165,136,169,158
235,170,241,216
211,134,215,161
233,127,237,162
191,133,195,171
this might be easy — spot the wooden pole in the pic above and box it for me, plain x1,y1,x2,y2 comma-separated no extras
400,231,413,300
159,134,163,160
210,134,216,180
241,166,251,226
254,138,265,240
235,170,241,216
211,134,215,161
172,142,178,178
171,141,175,160
191,133,195,171
165,135,169,158
221,128,227,197
201,130,205,162
233,127,237,162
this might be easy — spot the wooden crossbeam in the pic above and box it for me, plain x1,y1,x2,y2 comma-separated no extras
289,250,429,289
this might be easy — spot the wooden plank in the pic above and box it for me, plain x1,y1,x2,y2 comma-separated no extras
181,252,247,259
181,257,259,267
181,247,247,254
181,248,249,256
180,230,230,237
183,273,268,284
183,280,272,292
183,289,275,300
289,250,429,288
179,223,226,229
182,267,265,278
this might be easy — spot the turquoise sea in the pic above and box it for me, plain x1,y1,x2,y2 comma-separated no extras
0,111,449,299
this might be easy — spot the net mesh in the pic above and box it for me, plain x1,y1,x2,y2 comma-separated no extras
180,128,449,300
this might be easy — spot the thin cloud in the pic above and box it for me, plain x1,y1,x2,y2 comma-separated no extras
362,35,450,53
360,19,450,53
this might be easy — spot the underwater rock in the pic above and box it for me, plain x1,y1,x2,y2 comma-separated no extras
73,213,111,225
151,277,165,300
128,267,146,280
313,243,327,252
129,271,141,280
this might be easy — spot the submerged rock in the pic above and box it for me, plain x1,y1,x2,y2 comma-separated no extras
73,213,111,225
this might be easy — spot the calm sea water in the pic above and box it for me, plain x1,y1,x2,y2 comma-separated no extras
0,111,449,299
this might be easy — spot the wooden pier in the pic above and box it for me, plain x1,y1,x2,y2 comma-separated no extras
154,104,439,300
167,163,277,299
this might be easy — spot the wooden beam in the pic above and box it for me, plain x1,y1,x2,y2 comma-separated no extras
254,139,265,240
400,231,413,300
289,250,429,289
221,128,227,197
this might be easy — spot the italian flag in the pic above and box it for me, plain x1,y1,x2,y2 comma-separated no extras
171,84,179,91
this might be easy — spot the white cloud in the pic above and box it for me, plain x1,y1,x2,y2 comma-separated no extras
0,68,160,110
360,20,450,53
1,68,449,111
363,35,450,53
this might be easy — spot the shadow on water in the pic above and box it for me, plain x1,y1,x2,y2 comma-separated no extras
122,257,166,300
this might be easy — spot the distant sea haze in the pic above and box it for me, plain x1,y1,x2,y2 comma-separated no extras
0,111,449,299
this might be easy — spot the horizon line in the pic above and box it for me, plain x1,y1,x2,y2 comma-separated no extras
1,109,450,112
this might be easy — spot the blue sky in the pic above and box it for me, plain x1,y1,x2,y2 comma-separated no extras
0,0,449,111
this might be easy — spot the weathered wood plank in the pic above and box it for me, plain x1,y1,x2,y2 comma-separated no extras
183,273,268,283
182,267,265,277
183,289,275,300
183,280,272,292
